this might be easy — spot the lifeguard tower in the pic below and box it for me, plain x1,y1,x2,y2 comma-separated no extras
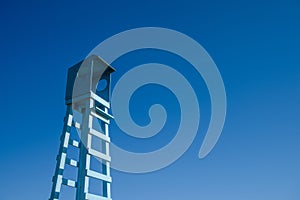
49,55,114,200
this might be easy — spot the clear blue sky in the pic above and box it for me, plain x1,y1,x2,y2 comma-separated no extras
0,0,299,199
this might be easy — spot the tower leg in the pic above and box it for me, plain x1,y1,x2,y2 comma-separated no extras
76,100,93,200
50,106,73,200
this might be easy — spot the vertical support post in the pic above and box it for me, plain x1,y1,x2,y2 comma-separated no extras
103,107,111,199
76,99,93,200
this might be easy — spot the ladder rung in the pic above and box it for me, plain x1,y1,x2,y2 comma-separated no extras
90,111,110,124
88,148,111,162
72,121,81,129
87,169,112,183
69,139,80,148
85,193,112,200
66,158,78,167
95,107,114,119
62,178,77,188
91,91,110,109
90,128,110,143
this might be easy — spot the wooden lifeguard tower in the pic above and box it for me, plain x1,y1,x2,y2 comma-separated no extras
49,55,114,200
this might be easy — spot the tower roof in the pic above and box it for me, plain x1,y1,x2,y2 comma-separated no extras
65,55,115,104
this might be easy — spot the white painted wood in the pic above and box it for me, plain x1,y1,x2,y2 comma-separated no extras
86,169,112,183
89,128,110,143
86,193,112,200
62,178,77,188
90,91,110,108
88,148,111,162
59,153,66,169
55,175,63,192
66,158,78,167
90,111,110,124
95,107,113,119
69,139,80,148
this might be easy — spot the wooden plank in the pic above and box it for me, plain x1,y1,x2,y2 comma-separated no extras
88,148,111,162
89,128,110,143
95,107,113,119
90,111,110,124
85,193,112,200
90,92,110,108
62,178,77,188
69,139,80,148
66,158,78,167
86,169,112,183
72,121,81,129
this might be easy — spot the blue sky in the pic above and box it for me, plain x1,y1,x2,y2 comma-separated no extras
0,0,300,199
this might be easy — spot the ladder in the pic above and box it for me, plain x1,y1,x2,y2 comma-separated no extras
50,56,114,200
